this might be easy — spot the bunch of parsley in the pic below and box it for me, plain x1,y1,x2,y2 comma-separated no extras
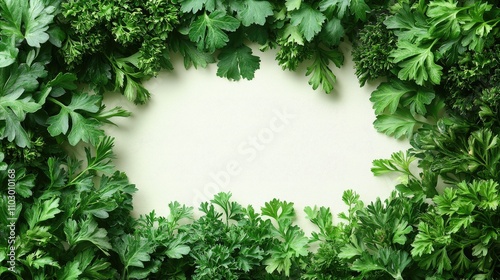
2,0,500,278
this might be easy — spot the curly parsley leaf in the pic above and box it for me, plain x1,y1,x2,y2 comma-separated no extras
216,44,260,81
189,11,240,53
390,41,443,85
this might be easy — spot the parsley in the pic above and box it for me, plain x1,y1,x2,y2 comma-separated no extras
2,0,500,278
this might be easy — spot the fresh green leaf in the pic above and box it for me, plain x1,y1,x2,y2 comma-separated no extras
426,0,463,39
384,4,430,43
64,217,113,254
47,93,104,146
373,109,420,139
290,4,326,42
306,47,343,93
232,0,273,27
0,35,19,67
0,63,45,147
285,0,301,11
56,260,82,280
216,44,260,81
25,197,62,229
390,41,443,85
114,234,154,271
189,11,240,53
23,0,56,47
350,0,369,21
371,80,435,115
320,18,344,46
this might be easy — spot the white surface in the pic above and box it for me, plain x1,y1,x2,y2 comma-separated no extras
104,43,410,232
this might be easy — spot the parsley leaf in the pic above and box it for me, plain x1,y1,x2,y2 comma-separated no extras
216,44,260,81
290,4,326,42
64,217,113,254
180,0,225,13
23,0,56,47
47,94,103,146
0,63,45,147
0,35,19,67
371,80,435,116
426,0,464,40
232,0,273,27
0,0,56,47
189,11,241,53
373,109,422,139
390,41,443,85
306,47,343,93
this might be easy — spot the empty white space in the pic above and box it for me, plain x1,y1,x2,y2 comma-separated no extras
104,43,410,232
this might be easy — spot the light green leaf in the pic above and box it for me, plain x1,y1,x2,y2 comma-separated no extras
0,0,26,41
290,4,326,42
180,0,224,13
319,0,349,19
371,80,435,115
285,0,301,11
373,109,420,139
390,41,443,85
233,0,273,26
47,93,104,146
371,81,412,115
23,0,56,47
426,0,463,39
0,63,45,147
0,36,19,67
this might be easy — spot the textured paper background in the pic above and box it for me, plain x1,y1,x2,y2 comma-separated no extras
104,43,410,232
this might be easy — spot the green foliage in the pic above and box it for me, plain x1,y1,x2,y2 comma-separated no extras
440,43,500,125
352,9,396,86
412,180,500,279
2,0,500,279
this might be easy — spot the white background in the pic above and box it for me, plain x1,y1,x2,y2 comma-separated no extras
104,43,410,233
